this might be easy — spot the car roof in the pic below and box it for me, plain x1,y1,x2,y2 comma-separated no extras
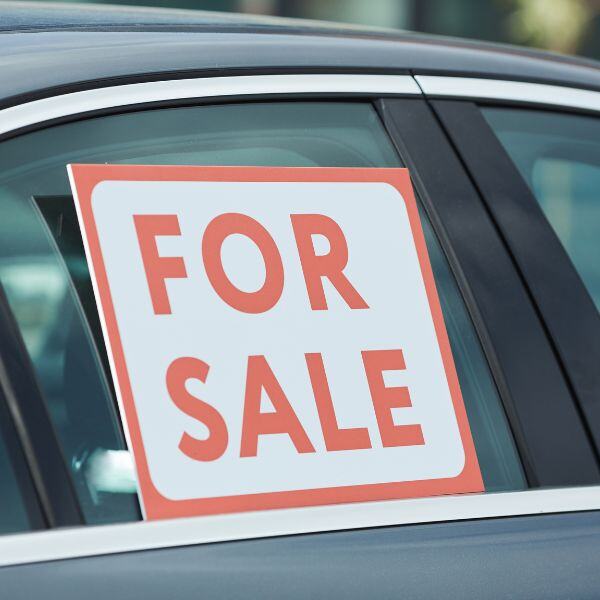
1,0,600,107
0,0,371,32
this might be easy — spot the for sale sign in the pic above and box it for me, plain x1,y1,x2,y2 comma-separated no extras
68,165,483,520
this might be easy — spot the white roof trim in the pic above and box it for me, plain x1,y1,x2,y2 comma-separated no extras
416,75,600,112
0,74,420,138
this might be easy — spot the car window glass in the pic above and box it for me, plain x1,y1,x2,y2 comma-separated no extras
0,101,525,527
483,107,600,310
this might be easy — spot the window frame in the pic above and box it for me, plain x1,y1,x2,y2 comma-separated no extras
378,97,599,487
0,293,47,532
420,78,600,469
0,73,597,550
0,278,82,529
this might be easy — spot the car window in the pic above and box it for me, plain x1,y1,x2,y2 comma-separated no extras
0,101,525,527
482,107,600,311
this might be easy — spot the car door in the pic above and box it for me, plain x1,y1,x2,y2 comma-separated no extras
0,73,598,599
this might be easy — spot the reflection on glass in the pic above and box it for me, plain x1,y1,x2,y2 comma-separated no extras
484,107,600,310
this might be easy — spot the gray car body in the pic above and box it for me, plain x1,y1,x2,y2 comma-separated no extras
0,512,599,598
0,3,599,597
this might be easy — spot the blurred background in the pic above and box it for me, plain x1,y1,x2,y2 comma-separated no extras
18,0,600,60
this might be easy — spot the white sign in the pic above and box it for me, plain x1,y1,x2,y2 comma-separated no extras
68,165,482,520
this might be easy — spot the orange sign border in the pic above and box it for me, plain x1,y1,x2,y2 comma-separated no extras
68,164,484,520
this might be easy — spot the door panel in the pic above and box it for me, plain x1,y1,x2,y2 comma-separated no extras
1,512,599,599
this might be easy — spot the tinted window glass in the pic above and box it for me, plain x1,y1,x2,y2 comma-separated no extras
483,108,600,310
0,102,524,527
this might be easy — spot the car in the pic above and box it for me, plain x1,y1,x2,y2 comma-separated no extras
0,1,599,598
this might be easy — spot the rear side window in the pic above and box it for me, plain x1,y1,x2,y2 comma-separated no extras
0,101,525,527
483,108,600,310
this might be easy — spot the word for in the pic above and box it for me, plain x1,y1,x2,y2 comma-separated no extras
134,212,369,314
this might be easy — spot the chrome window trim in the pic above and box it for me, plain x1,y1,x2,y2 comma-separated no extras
0,73,421,138
0,486,599,567
416,75,600,113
